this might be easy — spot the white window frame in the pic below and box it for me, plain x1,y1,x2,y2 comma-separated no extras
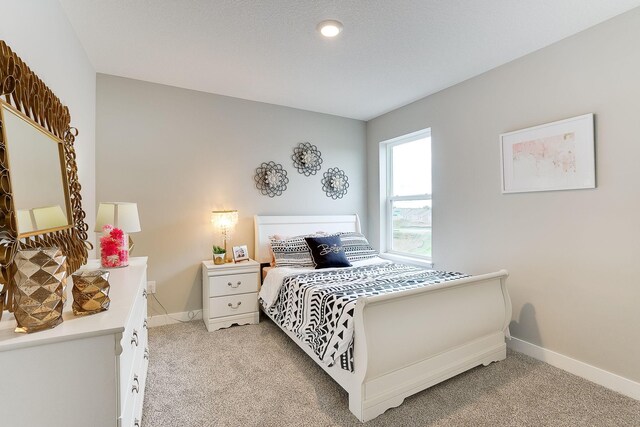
381,128,432,264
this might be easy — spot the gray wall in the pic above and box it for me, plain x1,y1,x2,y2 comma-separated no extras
1,0,96,254
96,75,366,314
367,9,640,382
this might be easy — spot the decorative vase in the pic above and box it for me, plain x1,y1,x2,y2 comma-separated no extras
100,225,129,268
12,247,67,333
213,253,225,265
71,270,111,316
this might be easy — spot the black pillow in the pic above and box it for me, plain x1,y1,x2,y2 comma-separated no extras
304,235,352,269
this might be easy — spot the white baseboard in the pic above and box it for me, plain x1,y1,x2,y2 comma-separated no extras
508,337,640,401
147,310,202,328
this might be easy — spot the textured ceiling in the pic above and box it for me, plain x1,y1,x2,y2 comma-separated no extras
59,0,640,120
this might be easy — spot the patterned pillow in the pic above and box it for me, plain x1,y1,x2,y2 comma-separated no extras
305,235,352,269
269,233,325,268
338,232,378,262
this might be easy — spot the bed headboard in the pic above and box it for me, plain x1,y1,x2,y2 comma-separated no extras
253,214,361,264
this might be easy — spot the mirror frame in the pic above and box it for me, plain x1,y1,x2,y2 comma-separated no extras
0,40,91,311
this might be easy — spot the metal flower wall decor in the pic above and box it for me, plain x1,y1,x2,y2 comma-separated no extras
322,167,349,199
292,142,323,176
254,161,289,197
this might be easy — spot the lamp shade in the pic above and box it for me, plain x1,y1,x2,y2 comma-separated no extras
32,205,68,230
210,210,238,230
16,209,35,234
95,202,141,233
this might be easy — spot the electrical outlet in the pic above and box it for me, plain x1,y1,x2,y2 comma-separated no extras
148,281,156,294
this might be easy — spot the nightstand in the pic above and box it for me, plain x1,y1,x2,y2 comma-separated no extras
201,259,260,332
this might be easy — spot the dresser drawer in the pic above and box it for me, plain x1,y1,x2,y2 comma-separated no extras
119,285,148,412
120,327,147,426
209,293,258,318
208,272,258,297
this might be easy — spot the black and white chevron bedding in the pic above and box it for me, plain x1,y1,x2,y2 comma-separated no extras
262,262,469,371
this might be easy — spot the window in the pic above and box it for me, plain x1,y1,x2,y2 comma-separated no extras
385,130,431,260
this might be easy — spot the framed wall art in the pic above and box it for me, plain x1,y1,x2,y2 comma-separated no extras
500,113,595,194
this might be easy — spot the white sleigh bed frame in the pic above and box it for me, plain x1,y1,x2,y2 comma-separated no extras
254,214,511,422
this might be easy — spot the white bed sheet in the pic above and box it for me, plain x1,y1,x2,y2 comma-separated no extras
259,256,390,309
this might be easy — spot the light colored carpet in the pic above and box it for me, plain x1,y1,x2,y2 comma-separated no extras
142,319,640,426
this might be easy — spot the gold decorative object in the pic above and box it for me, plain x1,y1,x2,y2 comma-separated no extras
12,247,67,333
71,270,110,316
0,40,91,312
213,250,225,265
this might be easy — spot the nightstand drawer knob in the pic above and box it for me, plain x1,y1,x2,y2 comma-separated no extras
227,281,242,288
228,301,242,309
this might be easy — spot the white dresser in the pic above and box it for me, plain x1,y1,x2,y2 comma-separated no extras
201,259,260,331
0,257,149,427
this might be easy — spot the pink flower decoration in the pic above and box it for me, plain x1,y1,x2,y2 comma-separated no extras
111,228,124,240
100,225,129,268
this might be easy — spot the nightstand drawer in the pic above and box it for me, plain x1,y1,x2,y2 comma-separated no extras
209,272,258,297
209,293,258,318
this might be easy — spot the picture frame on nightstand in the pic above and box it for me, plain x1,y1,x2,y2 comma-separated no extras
232,245,249,262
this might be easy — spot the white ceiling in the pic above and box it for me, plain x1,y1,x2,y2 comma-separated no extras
59,0,640,121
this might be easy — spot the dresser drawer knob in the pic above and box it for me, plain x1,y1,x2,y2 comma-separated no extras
227,301,242,309
132,375,140,394
227,281,241,288
144,347,150,360
142,289,148,299
131,330,139,347
134,419,140,427
143,319,148,329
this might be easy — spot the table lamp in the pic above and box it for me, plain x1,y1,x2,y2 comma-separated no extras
95,202,141,268
32,205,68,230
16,209,36,234
210,210,238,263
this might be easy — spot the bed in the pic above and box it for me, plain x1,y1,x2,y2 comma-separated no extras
254,214,511,422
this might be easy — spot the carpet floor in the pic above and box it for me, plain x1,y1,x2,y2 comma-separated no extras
142,319,639,426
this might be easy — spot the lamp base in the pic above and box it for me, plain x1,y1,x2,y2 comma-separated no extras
223,237,233,263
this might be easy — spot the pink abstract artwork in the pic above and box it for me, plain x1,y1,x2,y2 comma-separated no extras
500,113,594,193
512,132,576,184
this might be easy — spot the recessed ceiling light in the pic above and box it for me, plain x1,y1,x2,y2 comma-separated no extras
317,20,343,38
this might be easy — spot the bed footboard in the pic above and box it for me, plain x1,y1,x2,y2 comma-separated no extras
348,270,511,422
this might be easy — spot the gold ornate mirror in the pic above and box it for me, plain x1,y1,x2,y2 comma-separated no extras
0,40,91,311
2,103,72,235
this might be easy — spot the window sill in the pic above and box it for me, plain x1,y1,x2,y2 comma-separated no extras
379,253,433,269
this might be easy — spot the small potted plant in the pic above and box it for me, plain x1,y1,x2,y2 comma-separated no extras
212,245,226,265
